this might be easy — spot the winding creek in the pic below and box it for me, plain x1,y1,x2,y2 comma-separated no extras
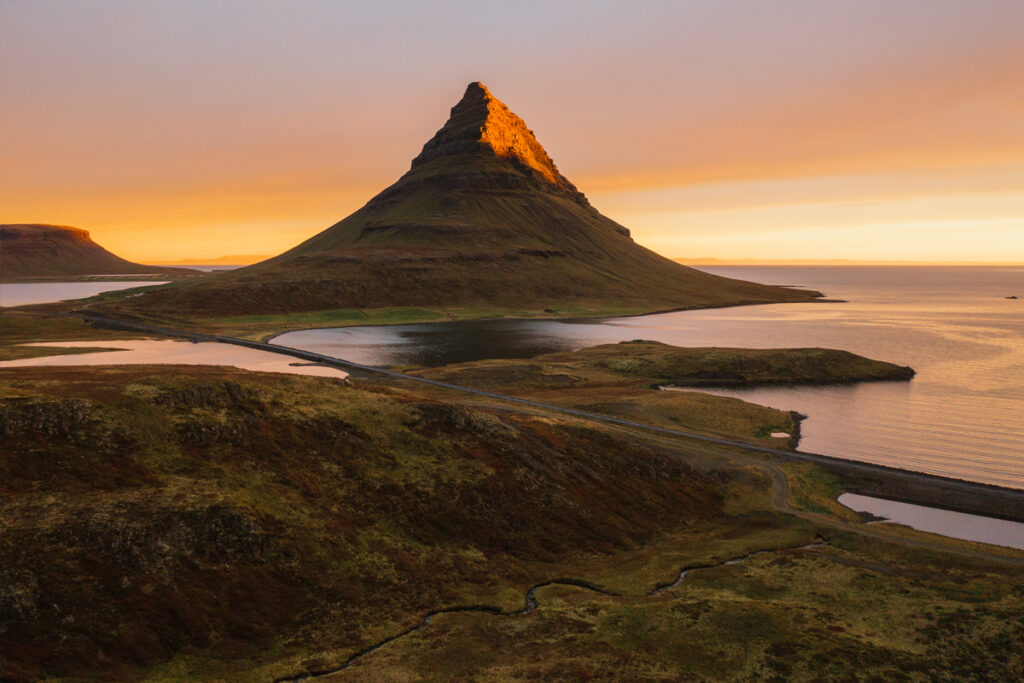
277,542,827,681
4,309,1023,677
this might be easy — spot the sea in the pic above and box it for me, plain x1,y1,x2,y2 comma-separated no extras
275,266,1024,490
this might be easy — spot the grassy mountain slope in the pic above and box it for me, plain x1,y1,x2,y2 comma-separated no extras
104,83,819,321
0,365,735,679
2,364,1021,680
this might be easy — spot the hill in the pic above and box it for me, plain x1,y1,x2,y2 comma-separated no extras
107,83,820,321
0,365,728,678
2,364,1021,679
0,224,195,280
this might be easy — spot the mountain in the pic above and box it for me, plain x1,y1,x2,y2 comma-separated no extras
0,224,196,280
109,82,820,319
168,254,272,265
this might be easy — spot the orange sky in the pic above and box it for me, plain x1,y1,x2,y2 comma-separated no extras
2,1,1022,264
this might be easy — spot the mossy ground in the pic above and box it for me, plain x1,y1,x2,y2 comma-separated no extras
337,532,1024,681
0,311,144,359
1,319,1020,681
0,365,767,680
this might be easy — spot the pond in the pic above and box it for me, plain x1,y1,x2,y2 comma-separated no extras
0,340,348,379
839,493,1024,550
0,281,169,307
274,266,1024,489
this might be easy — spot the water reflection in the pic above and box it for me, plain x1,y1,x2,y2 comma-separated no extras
275,267,1024,489
839,493,1024,550
0,281,169,307
0,340,348,379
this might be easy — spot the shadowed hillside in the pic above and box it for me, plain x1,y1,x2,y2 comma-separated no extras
0,366,728,679
0,225,195,280
107,83,820,320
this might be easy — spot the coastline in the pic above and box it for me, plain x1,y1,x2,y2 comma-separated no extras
45,311,1024,521
256,295,829,344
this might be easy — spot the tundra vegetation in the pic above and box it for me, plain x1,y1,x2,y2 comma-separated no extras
1,316,1021,681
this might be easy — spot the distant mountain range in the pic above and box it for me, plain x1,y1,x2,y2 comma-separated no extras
108,82,819,320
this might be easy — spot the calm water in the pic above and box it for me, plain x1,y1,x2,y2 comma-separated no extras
276,266,1024,489
0,340,348,379
0,281,169,307
839,493,1024,550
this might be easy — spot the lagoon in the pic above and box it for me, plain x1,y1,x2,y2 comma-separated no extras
0,340,348,379
0,281,169,307
276,266,1024,489
839,493,1024,550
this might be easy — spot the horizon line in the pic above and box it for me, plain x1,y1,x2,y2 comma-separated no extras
675,257,1024,267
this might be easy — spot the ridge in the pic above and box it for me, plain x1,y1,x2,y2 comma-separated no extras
410,82,579,196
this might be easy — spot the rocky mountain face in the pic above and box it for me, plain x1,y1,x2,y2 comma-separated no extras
0,224,193,280
108,83,819,318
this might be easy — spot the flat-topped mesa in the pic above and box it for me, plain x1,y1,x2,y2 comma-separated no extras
2,224,91,242
0,223,196,280
409,82,586,202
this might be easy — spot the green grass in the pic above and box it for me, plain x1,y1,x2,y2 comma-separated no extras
0,310,143,345
543,340,916,385
0,344,127,361
0,364,738,680
325,533,1024,681
209,306,448,327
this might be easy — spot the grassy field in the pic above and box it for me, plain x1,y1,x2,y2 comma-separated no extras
2,315,1020,681
333,530,1024,681
415,340,914,387
394,340,914,449
0,311,144,360
0,365,766,679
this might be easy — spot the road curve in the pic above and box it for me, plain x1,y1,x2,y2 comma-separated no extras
71,312,1024,518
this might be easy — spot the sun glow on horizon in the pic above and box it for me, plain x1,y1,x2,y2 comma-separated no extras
2,1,1022,264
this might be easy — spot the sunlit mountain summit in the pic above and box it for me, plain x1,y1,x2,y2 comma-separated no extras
114,82,818,319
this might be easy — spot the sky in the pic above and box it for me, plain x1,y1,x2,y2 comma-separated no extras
2,0,1022,264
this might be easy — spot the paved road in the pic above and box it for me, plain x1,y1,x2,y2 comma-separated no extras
601,425,1024,567
73,312,1024,566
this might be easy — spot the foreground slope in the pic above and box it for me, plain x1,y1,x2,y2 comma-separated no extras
108,83,819,321
0,224,194,280
2,365,1021,680
0,365,727,679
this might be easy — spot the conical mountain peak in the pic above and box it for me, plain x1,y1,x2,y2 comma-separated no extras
410,82,578,196
109,82,820,319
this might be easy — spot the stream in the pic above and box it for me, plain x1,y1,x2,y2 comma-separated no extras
277,540,826,681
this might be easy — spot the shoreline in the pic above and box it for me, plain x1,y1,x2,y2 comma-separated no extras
28,311,1024,522
259,296,830,344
